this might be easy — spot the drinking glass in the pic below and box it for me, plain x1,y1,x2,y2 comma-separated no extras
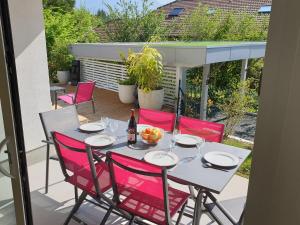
101,116,109,128
195,138,205,159
109,120,118,136
169,129,180,152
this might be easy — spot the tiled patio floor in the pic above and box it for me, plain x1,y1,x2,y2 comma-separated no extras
28,158,248,225
54,85,173,123
27,86,249,225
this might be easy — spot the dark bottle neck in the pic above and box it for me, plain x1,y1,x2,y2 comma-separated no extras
130,109,135,118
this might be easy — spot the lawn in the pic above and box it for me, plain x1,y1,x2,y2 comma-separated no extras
223,138,253,178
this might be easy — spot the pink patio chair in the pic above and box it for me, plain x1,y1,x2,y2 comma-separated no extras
178,116,225,143
101,152,189,225
138,108,176,132
56,81,96,113
51,132,112,225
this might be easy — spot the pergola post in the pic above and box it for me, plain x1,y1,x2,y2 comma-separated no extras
240,59,248,81
200,64,210,120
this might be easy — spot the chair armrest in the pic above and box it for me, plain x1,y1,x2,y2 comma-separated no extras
42,140,54,145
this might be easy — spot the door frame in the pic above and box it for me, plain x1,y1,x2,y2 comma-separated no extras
0,0,33,224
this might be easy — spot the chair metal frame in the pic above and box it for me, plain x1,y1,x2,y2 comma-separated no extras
102,152,188,225
203,191,245,225
39,106,80,194
56,81,96,113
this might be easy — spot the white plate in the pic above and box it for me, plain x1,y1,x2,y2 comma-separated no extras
175,134,203,146
137,124,153,133
144,151,179,167
84,134,115,147
79,123,105,132
204,151,239,167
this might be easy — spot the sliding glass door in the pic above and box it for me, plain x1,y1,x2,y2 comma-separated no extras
0,1,32,224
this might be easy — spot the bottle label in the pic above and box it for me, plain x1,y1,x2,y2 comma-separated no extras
128,133,135,141
128,128,136,142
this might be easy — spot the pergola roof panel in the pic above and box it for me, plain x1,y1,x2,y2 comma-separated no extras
70,41,266,67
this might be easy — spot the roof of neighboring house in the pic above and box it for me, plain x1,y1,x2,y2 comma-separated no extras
158,0,272,14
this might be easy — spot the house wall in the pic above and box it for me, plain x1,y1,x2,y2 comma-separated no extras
8,0,52,151
244,0,300,224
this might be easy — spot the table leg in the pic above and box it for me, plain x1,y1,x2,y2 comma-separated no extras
193,189,204,225
55,91,57,109
189,185,196,201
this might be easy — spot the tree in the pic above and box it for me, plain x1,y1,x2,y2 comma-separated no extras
103,0,169,42
43,0,75,11
96,9,108,22
44,8,100,82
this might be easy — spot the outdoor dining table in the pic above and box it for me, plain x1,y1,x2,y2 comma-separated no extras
62,118,251,225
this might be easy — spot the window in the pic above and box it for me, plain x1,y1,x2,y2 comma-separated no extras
258,5,271,13
168,8,184,17
207,8,216,15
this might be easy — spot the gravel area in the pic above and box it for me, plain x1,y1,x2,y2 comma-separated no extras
207,109,257,142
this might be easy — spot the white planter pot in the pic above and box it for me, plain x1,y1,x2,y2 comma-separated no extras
138,88,164,110
57,71,70,84
118,84,136,104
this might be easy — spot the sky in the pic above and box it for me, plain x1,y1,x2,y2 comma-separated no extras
75,0,174,14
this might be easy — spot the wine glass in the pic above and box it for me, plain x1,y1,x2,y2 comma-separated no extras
101,116,109,129
169,129,180,152
109,120,118,137
195,138,205,160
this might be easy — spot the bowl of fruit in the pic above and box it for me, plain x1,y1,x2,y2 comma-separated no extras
140,127,164,144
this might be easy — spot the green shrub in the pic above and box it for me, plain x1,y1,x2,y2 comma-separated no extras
44,8,100,82
103,0,169,42
218,80,256,138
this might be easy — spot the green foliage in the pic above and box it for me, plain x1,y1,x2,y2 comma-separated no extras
43,0,75,11
118,77,136,85
103,0,169,42
124,46,164,92
44,8,100,82
119,51,137,85
96,9,109,22
180,5,267,116
218,81,255,138
181,5,269,41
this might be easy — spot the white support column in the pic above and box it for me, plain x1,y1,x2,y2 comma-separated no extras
200,64,210,120
240,59,248,81
175,66,184,110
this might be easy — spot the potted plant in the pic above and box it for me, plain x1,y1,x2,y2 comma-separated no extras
126,46,164,110
117,53,137,104
117,77,136,104
49,42,72,84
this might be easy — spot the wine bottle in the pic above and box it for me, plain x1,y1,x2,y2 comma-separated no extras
127,109,137,144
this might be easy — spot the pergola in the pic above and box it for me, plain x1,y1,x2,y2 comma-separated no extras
70,41,266,119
